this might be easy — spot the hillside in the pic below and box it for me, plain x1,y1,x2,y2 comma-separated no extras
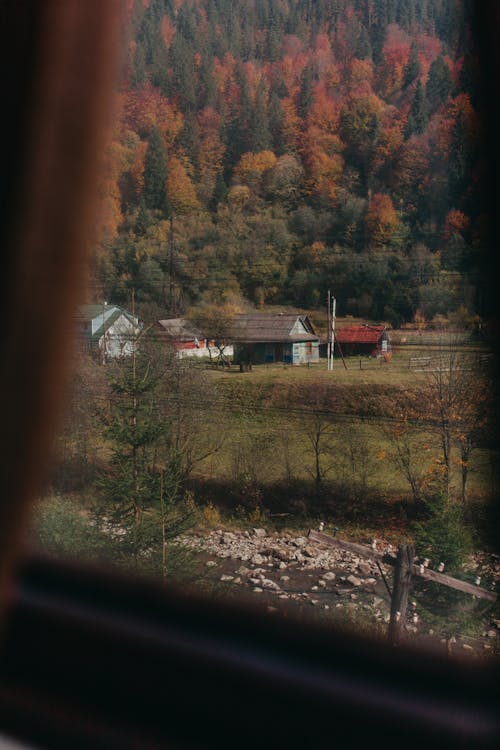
92,0,487,328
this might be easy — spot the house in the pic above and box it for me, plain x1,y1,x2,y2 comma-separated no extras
334,324,391,357
74,304,141,360
230,313,320,365
155,318,234,359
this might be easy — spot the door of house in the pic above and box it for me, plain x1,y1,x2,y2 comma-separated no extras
275,343,283,362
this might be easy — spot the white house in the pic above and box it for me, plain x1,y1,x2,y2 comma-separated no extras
74,304,142,359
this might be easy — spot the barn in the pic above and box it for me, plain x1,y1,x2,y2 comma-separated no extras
231,313,320,366
334,324,391,357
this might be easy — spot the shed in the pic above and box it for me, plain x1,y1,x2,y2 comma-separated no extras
334,325,391,357
230,313,319,365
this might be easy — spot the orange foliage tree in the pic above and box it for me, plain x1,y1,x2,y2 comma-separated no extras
364,193,399,248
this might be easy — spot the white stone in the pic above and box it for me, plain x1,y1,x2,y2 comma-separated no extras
253,587,263,593
347,575,362,587
220,575,234,582
253,528,267,538
205,561,217,567
323,572,336,581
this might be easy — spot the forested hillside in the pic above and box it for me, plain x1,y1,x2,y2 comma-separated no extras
94,0,487,327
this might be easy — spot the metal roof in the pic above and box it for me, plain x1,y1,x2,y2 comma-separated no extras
156,318,202,341
335,325,386,344
229,313,319,343
74,304,139,340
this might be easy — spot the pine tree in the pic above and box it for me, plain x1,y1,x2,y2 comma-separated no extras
405,80,428,138
297,64,314,121
96,337,193,570
143,127,169,214
426,55,452,112
131,42,146,88
268,92,285,155
403,41,420,88
249,78,272,152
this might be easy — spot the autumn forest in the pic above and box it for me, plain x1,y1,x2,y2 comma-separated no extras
94,0,486,327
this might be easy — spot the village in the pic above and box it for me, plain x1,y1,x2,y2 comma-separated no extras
73,301,395,366
30,300,493,659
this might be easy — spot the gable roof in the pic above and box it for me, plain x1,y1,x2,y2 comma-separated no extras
335,325,386,345
156,318,202,341
74,304,139,340
229,313,318,343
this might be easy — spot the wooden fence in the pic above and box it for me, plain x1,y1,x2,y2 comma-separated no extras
308,529,497,647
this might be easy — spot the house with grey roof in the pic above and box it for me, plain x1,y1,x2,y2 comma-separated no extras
155,318,234,359
230,313,319,366
74,304,141,360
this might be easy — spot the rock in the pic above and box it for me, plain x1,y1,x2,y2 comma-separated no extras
358,562,371,575
324,605,330,610
487,630,497,638
278,594,289,599
278,561,288,570
251,553,265,565
311,586,319,592
350,594,358,601
205,561,217,568
233,577,242,585
220,575,234,582
261,578,281,592
253,587,263,593
462,644,474,651
253,528,267,538
373,597,383,607
318,580,327,588
310,600,320,606
323,572,336,581
347,575,362,587
249,578,261,585
236,566,250,576
267,606,278,613
280,575,290,582
292,537,308,548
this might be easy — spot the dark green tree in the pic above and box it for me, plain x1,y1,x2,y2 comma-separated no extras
249,78,272,152
297,64,314,120
405,80,428,138
403,41,420,88
426,55,452,112
96,336,193,571
143,127,169,214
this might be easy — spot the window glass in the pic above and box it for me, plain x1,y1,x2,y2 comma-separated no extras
30,0,499,661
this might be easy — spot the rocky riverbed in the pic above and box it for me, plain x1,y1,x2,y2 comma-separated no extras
178,527,499,659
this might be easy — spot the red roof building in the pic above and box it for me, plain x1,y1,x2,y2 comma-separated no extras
334,325,391,357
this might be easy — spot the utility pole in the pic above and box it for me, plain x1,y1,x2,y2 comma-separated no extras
331,294,336,370
169,215,175,316
102,300,107,365
327,291,336,371
327,290,331,371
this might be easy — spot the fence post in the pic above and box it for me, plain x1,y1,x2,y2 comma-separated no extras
388,544,414,646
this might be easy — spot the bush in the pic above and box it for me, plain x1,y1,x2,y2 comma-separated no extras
413,493,474,573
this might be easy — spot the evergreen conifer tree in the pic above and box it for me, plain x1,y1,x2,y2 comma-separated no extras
403,41,420,88
249,78,272,152
426,55,452,112
143,127,169,214
405,80,428,138
95,337,193,570
297,64,314,120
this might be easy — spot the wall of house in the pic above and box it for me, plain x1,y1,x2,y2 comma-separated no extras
100,315,139,358
234,342,319,365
